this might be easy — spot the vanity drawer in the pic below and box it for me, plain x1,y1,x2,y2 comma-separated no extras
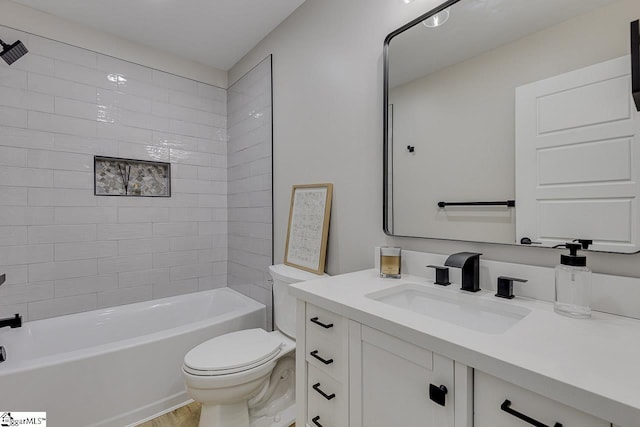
307,364,348,427
474,371,610,427
305,303,347,343
305,304,348,380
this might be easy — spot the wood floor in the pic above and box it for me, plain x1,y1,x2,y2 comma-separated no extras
138,402,201,427
139,402,295,427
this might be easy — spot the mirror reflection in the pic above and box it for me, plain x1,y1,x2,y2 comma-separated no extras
385,0,640,253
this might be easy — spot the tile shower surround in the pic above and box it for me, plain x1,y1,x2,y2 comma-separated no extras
0,26,254,321
227,57,274,329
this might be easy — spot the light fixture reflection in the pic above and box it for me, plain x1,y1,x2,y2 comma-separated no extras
423,8,450,28
107,73,127,85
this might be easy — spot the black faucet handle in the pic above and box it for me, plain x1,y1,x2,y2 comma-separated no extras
496,276,528,299
0,273,5,286
427,265,451,286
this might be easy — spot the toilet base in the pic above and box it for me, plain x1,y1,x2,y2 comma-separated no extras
196,400,295,427
250,402,295,427
200,400,250,427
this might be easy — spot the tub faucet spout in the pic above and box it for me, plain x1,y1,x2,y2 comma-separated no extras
0,313,21,329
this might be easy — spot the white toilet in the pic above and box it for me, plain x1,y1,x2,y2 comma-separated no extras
183,264,327,427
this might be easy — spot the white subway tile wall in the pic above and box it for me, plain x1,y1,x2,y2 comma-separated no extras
227,56,274,329
0,27,230,321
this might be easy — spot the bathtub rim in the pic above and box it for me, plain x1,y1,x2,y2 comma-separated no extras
0,287,266,375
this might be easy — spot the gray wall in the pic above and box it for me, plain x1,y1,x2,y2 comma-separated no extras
229,0,640,279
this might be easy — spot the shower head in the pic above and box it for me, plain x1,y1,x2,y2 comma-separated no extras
0,39,28,65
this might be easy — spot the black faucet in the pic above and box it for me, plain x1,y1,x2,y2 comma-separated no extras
444,252,482,292
0,313,21,329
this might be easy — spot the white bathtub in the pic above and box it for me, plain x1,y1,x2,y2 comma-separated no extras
0,287,266,427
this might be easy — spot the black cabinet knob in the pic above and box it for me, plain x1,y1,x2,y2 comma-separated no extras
429,384,448,406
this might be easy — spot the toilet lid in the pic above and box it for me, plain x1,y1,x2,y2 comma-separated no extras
184,329,283,375
269,264,328,283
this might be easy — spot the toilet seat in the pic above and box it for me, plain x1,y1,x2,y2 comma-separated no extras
183,328,284,376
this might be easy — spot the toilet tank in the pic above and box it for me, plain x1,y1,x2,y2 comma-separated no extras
269,264,329,339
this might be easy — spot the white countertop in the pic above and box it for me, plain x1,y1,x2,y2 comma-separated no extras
289,269,640,427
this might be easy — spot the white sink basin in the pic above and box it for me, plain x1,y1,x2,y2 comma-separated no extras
366,283,530,334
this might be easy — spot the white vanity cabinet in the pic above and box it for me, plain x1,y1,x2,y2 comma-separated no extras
350,324,456,427
474,371,611,427
296,300,616,427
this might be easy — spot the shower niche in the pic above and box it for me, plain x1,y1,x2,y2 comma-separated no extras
94,156,171,197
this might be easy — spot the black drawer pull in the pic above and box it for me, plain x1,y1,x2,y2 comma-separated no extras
501,400,563,427
310,350,334,365
310,317,334,329
311,415,324,427
312,382,336,400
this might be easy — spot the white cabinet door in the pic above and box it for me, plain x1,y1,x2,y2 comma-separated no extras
357,325,455,427
515,55,640,252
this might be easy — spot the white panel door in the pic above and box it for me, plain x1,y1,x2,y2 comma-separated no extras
516,56,640,252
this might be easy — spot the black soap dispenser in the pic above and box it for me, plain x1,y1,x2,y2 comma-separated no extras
554,242,592,318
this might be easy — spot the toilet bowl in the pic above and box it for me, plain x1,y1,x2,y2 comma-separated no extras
183,328,295,426
183,264,328,427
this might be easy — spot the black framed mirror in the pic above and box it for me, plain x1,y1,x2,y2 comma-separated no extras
384,0,640,253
